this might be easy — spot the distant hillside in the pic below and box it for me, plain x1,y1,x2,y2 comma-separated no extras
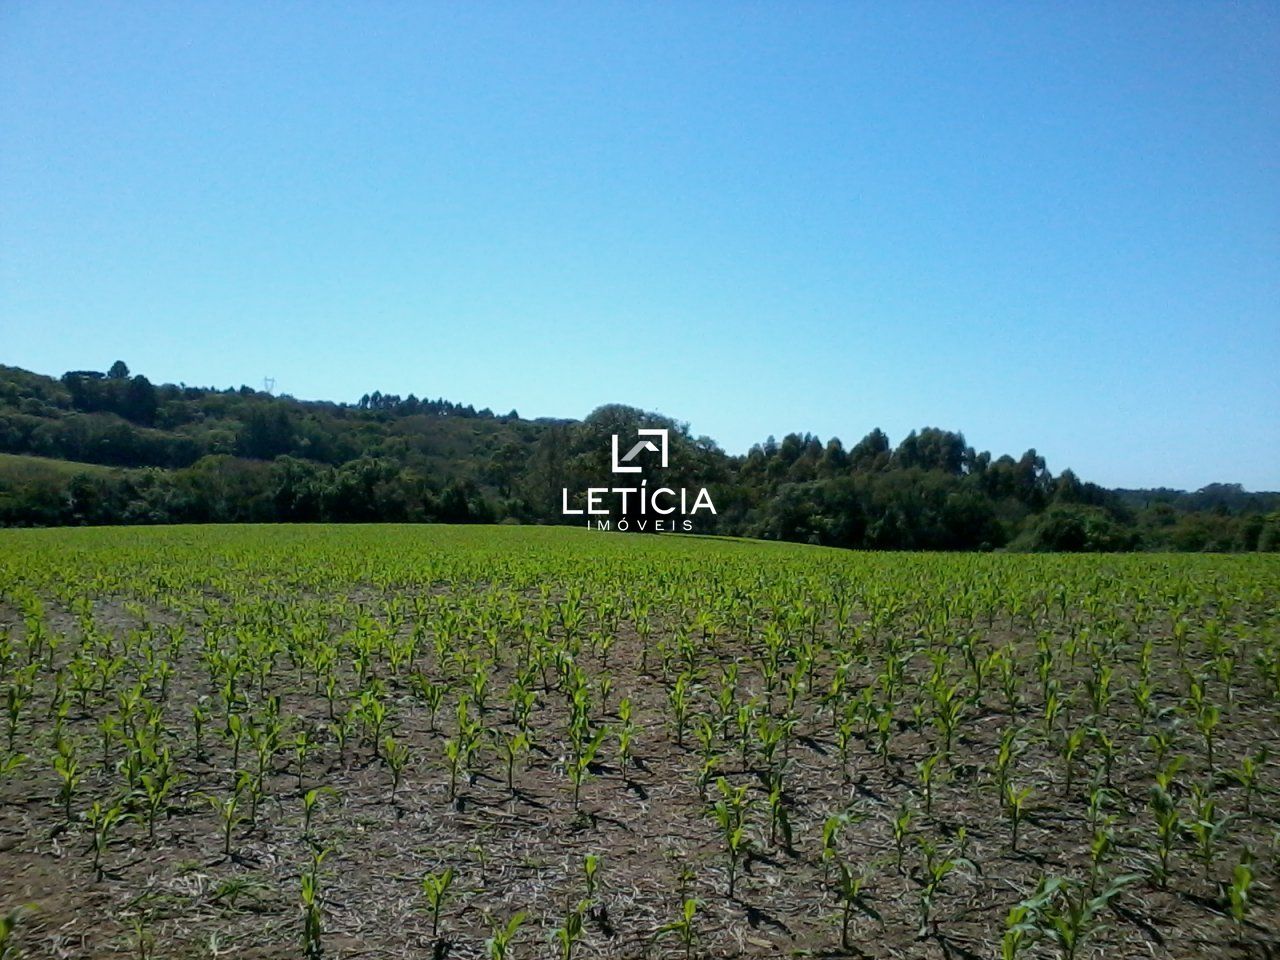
0,362,539,473
1114,484,1280,515
1,361,1276,552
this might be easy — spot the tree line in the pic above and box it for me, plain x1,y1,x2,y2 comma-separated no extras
0,362,1276,552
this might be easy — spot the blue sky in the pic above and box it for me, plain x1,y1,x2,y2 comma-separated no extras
2,2,1277,490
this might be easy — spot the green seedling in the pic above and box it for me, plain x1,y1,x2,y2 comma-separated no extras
657,898,699,960
420,866,455,940
485,911,526,960
1004,782,1033,853
553,901,586,960
300,848,329,959
711,777,750,898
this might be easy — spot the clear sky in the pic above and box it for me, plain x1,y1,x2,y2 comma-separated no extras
2,2,1277,490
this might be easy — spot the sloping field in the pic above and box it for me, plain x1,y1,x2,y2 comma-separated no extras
0,453,118,482
0,525,1277,958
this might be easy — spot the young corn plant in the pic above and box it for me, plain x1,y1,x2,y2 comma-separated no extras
223,713,245,772
485,912,526,960
754,713,787,779
930,680,965,757
716,664,739,733
821,811,851,882
1004,782,1033,854
206,781,246,859
1088,818,1115,892
1042,683,1064,740
1188,680,1221,773
358,690,390,760
735,701,756,769
1060,725,1087,798
917,752,942,817
552,901,586,960
711,777,750,898
993,724,1022,804
1146,722,1178,767
694,717,718,800
382,734,410,803
238,766,268,827
891,804,913,873
443,738,469,807
330,709,355,766
5,668,33,753
300,848,329,960
53,737,82,824
1228,854,1254,932
417,679,446,733
300,786,331,843
1188,783,1232,883
1017,874,1140,960
874,704,894,767
1148,757,1186,889
138,747,180,842
86,798,126,880
0,750,26,785
915,835,973,939
668,672,692,747
128,912,155,960
583,853,601,905
420,866,455,941
567,726,607,812
1085,660,1114,717
616,697,637,772
996,648,1022,713
1001,899,1036,960
834,861,878,951
497,728,530,796
293,728,314,790
765,768,793,851
1086,782,1115,834
469,664,490,716
0,904,35,960
1230,749,1265,815
510,674,537,735
657,898,699,960
1092,725,1119,791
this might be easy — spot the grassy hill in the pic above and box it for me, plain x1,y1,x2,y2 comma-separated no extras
0,452,117,480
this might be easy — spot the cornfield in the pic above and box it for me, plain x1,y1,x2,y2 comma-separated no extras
0,525,1277,959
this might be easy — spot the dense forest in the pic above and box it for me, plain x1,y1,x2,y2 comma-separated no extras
1,361,1276,551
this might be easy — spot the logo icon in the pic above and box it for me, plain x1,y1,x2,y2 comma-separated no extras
611,428,668,473
562,425,714,530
